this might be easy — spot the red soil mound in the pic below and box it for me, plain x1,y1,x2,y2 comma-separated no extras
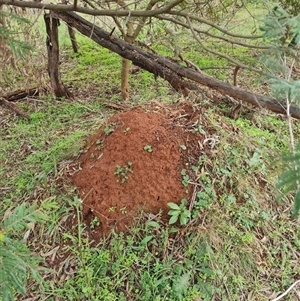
72,102,205,237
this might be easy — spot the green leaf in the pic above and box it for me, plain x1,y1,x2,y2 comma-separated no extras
169,227,179,233
147,221,160,228
183,210,191,218
169,214,179,225
180,169,187,176
167,202,180,210
168,210,180,217
173,273,190,293
179,214,188,225
141,235,153,245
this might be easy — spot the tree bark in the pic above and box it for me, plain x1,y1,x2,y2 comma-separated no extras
67,24,78,53
121,23,134,101
53,11,300,119
44,13,70,98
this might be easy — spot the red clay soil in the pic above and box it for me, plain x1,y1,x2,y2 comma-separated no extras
72,102,207,237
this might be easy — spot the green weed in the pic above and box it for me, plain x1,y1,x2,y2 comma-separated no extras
143,145,153,153
114,162,133,183
168,199,191,225
104,122,117,135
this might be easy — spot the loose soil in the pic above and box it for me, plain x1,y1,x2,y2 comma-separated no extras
71,101,211,238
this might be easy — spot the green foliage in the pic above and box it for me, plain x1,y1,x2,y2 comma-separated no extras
181,168,190,187
168,199,191,225
114,162,133,183
277,147,300,217
0,98,101,200
0,10,33,57
104,122,117,135
260,6,300,218
143,145,153,153
0,199,57,300
50,218,217,301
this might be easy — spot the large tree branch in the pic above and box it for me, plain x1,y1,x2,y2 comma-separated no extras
0,0,183,16
54,11,300,119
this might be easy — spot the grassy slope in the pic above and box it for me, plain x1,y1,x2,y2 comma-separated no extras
0,6,300,301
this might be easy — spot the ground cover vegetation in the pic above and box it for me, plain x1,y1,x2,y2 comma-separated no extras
0,0,300,300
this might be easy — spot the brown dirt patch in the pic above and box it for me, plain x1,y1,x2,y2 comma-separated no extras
71,101,209,238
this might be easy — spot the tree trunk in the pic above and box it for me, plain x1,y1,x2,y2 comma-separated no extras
53,11,300,120
121,20,134,101
44,13,70,98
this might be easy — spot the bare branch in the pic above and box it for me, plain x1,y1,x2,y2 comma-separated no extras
186,16,263,75
132,0,159,39
169,10,263,39
0,0,184,16
158,15,269,50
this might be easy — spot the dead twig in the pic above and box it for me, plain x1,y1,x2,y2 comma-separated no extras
271,279,300,301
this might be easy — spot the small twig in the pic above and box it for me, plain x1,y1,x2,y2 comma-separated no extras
178,52,201,73
89,15,96,38
188,184,197,212
271,280,300,301
100,101,129,110
108,26,115,39
124,10,131,28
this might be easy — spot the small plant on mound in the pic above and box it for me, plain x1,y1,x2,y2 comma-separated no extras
143,145,153,153
104,122,117,136
181,169,190,188
114,162,133,183
168,199,191,225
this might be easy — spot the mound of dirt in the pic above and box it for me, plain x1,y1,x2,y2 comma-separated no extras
71,102,209,237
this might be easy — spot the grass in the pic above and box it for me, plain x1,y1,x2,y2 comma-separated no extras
0,4,300,301
0,96,106,208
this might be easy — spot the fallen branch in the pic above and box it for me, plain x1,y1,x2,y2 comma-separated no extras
53,11,300,119
101,101,129,110
0,97,30,120
2,87,47,102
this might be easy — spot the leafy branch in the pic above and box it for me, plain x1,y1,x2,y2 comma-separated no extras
0,199,57,300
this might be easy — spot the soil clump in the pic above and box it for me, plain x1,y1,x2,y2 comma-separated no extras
72,102,207,238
